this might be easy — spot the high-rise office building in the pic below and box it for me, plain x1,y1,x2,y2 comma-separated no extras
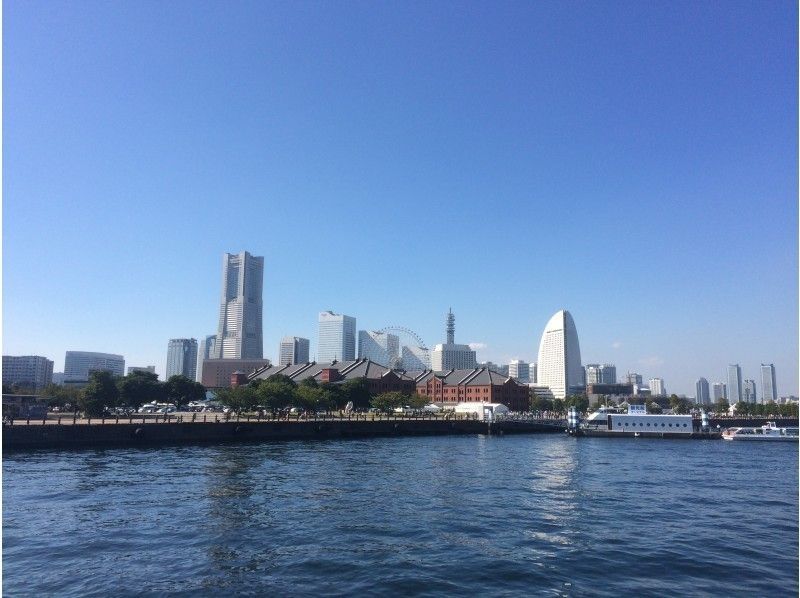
585,364,602,385
358,331,400,367
536,310,583,399
127,366,156,375
585,364,615,385
196,335,217,383
530,363,537,384
649,378,666,396
2,355,54,390
279,337,310,366
166,338,198,380
508,360,530,383
712,382,727,401
626,372,643,387
431,309,477,371
213,251,264,359
727,364,743,404
318,311,356,362
64,351,125,380
696,378,710,405
743,379,757,403
761,364,777,403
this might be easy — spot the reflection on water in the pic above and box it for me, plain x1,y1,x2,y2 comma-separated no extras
4,436,798,597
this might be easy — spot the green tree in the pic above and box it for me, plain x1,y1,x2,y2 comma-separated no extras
407,393,429,409
255,375,297,413
215,386,257,413
340,378,371,409
530,395,554,413
40,384,83,410
165,375,206,406
293,384,324,412
79,371,119,416
714,398,729,414
647,401,662,414
118,371,166,409
565,394,589,413
552,398,565,414
371,391,406,413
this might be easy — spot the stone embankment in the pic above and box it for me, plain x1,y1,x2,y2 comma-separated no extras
3,415,565,450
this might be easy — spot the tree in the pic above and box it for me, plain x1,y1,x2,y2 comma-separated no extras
371,391,406,413
407,393,429,409
40,384,83,410
215,386,257,413
294,384,324,412
255,375,297,412
165,375,206,406
552,398,565,414
340,378,371,409
79,371,119,416
714,398,729,414
647,401,662,414
118,371,166,409
565,394,589,413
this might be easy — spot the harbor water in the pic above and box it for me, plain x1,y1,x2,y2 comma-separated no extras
4,435,798,596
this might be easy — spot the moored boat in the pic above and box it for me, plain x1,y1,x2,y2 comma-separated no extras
722,421,799,441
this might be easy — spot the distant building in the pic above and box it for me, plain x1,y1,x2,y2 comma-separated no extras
401,345,430,371
2,356,54,391
279,337,310,366
727,364,743,404
586,383,634,403
695,378,710,405
626,372,643,387
649,378,666,396
761,364,777,403
52,372,67,385
196,335,217,383
712,382,726,401
585,364,617,385
318,311,356,362
127,366,156,375
431,309,477,371
202,358,271,388
358,331,400,367
530,363,537,384
743,379,757,404
64,351,125,381
508,360,530,383
415,367,529,412
166,338,198,380
536,310,583,399
213,251,264,359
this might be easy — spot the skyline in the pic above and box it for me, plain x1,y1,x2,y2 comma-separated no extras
4,2,797,397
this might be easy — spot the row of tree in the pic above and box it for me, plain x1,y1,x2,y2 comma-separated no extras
529,394,589,414
40,370,206,417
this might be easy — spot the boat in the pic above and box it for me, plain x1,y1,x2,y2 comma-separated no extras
722,421,799,441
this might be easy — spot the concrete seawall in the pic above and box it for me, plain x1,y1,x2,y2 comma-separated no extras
3,419,565,450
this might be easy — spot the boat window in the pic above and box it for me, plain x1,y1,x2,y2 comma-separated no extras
682,424,687,427
647,423,650,427
661,423,665,427
668,424,672,427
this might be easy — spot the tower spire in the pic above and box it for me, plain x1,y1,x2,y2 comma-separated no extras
446,308,455,344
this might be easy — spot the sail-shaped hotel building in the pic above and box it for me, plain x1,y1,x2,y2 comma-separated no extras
536,310,583,399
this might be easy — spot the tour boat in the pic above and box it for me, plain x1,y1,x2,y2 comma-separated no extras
722,422,799,442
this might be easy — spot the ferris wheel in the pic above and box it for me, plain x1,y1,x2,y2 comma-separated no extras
376,326,431,371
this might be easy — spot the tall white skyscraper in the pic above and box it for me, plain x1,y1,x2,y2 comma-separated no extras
430,309,477,371
358,331,400,367
166,338,198,380
536,310,583,399
727,364,743,404
649,378,666,396
761,364,777,403
279,337,310,366
508,360,530,383
213,251,264,359
696,378,710,405
318,311,356,362
196,335,216,382
743,379,757,403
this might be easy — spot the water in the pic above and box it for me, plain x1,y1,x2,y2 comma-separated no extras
3,435,798,596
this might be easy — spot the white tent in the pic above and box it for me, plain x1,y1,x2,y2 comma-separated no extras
453,402,509,421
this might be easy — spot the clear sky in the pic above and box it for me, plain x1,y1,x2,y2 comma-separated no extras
4,1,798,397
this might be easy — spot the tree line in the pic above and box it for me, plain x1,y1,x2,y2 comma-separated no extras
39,370,206,417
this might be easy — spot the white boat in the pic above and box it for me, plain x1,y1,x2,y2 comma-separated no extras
722,422,799,441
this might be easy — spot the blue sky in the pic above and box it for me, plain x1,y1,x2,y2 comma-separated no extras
4,1,797,396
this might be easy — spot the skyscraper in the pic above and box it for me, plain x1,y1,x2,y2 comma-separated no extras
358,331,400,367
626,372,643,387
712,382,727,401
743,379,757,403
2,355,54,390
401,345,430,370
213,251,264,359
508,360,530,383
727,364,743,404
166,338,198,380
196,335,216,382
279,337,310,366
430,309,477,371
696,378,710,405
64,351,125,380
536,310,583,399
318,311,356,362
649,378,666,396
761,364,777,403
